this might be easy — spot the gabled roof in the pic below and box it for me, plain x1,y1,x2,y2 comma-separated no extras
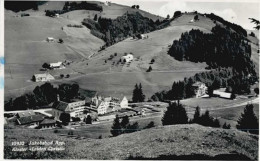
33,73,55,79
17,115,44,125
40,118,56,125
52,101,69,111
17,110,35,118
192,82,205,87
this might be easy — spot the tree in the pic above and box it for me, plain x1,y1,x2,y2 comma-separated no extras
59,113,70,125
223,122,231,129
145,121,155,129
146,66,152,72
132,83,145,102
58,38,64,44
66,74,70,78
126,122,139,133
173,11,181,18
192,106,201,124
150,59,155,64
194,15,199,21
60,74,64,78
162,102,188,126
236,104,259,135
166,14,170,20
121,116,130,133
111,115,122,136
136,5,140,9
131,5,136,9
85,115,92,124
94,14,98,21
254,87,259,96
42,63,50,69
249,18,260,30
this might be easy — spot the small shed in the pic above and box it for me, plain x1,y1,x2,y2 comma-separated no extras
46,37,55,42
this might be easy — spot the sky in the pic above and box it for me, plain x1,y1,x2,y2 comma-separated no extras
95,0,259,30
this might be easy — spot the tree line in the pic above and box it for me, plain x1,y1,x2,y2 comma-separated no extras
82,12,172,47
45,1,103,17
168,25,255,76
151,67,257,101
5,83,81,111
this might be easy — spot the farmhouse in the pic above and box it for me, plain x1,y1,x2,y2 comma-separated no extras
192,82,208,98
32,73,55,82
46,37,55,42
52,98,86,120
50,62,63,69
16,111,45,125
121,54,134,62
213,90,232,99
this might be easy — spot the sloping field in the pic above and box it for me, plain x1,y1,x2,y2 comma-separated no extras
51,70,202,99
4,124,258,159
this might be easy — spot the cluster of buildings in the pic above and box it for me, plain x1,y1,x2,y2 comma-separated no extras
32,61,65,82
192,81,232,99
7,94,130,129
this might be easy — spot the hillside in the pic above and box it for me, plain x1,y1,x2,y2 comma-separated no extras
4,2,259,100
4,124,258,159
4,1,163,99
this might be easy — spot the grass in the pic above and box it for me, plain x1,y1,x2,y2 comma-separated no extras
4,124,258,159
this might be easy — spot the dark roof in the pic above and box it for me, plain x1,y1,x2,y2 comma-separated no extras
40,118,56,125
52,101,69,111
192,82,205,87
17,110,35,118
17,115,44,125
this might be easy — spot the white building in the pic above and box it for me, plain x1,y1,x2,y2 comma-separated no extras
32,73,55,82
50,62,63,69
52,99,86,120
213,90,232,99
90,95,129,115
121,54,134,62
192,82,208,98
46,37,55,42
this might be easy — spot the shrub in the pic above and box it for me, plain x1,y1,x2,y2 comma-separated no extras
58,39,64,44
146,66,152,72
222,122,231,129
68,131,74,135
145,121,155,129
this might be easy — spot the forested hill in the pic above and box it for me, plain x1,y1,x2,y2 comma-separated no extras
168,25,255,76
151,13,258,101
82,12,171,47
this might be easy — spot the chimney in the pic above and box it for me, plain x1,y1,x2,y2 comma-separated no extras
57,94,60,101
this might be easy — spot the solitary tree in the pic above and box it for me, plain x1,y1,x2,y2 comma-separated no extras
94,14,98,21
111,115,122,136
162,102,188,126
192,106,201,124
121,116,130,133
173,11,181,18
42,63,50,69
85,115,92,124
254,87,259,96
132,83,145,102
237,104,259,134
194,15,199,21
166,14,170,20
59,113,70,125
